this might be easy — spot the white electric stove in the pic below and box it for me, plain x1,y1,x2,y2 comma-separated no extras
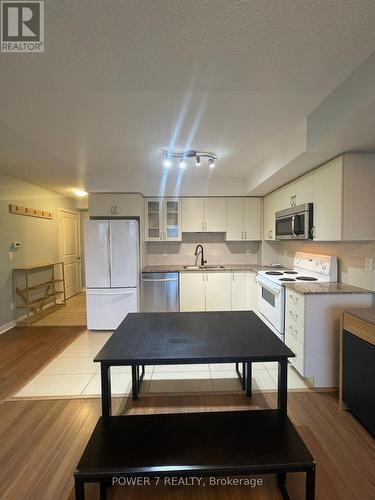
256,252,337,339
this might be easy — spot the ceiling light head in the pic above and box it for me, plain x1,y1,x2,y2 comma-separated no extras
196,155,201,167
163,158,172,168
73,189,88,197
179,159,186,169
208,158,216,169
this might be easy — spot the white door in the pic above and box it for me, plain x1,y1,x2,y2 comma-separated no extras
84,221,110,288
313,158,343,241
109,220,138,287
59,210,81,299
205,272,232,311
247,272,258,311
226,198,244,240
204,198,227,232
243,198,261,240
86,288,138,330
181,198,204,232
231,272,248,310
179,272,206,311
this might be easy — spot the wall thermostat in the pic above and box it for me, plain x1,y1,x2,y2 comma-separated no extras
12,242,21,249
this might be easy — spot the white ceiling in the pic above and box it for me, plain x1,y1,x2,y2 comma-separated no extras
1,0,375,196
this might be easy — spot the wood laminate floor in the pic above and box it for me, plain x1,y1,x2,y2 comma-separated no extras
0,325,374,499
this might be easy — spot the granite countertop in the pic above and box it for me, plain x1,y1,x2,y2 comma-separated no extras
345,308,375,325
142,264,284,273
284,282,374,295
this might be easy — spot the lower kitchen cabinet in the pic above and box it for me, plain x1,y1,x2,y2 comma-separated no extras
180,271,257,313
179,272,206,312
231,272,248,310
206,272,232,311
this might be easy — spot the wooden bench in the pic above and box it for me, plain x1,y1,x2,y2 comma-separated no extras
74,409,315,499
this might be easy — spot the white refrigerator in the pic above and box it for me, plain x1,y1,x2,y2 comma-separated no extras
84,220,139,330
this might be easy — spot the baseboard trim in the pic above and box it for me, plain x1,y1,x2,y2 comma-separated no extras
0,320,16,335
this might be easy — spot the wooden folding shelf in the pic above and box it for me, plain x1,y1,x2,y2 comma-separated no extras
13,262,66,326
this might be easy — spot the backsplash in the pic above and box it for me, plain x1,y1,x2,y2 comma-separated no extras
146,233,260,266
265,240,375,291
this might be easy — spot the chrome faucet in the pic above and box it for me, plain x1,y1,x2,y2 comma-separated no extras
194,244,207,267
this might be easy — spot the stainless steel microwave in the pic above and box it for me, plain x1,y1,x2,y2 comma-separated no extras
275,203,313,240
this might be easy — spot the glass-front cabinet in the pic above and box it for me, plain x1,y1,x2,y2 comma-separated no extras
145,198,181,241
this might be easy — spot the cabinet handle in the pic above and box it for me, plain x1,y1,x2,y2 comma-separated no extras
294,195,297,206
232,273,235,281
245,231,247,239
289,294,299,305
110,206,113,215
114,206,117,215
241,232,244,239
289,310,298,322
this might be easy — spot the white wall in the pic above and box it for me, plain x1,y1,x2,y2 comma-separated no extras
146,233,260,267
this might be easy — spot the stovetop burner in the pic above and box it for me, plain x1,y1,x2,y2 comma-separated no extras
279,278,296,281
284,271,298,274
296,276,318,281
265,271,283,275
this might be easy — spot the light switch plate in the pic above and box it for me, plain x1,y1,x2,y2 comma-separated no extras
365,258,373,271
8,252,14,261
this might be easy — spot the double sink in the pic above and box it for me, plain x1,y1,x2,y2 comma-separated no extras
183,265,225,270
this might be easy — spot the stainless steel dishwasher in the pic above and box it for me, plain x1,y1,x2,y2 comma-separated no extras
141,272,179,312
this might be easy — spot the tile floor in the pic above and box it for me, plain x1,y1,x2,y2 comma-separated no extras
33,292,87,327
13,330,311,399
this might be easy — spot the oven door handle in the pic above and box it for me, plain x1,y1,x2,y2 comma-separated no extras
256,276,282,295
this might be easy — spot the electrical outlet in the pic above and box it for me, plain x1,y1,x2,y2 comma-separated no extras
10,302,14,312
365,258,373,271
8,251,14,261
246,248,251,255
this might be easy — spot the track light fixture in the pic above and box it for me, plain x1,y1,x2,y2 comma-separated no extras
161,149,218,169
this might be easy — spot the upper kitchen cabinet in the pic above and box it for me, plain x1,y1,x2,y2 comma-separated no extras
226,198,261,241
263,190,282,240
312,154,375,241
89,193,143,218
145,198,181,241
181,198,226,232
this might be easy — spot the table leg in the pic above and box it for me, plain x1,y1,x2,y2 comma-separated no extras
74,478,85,500
99,481,108,500
136,365,140,392
235,363,245,391
100,364,111,418
246,362,252,397
277,472,289,499
306,466,316,500
132,365,138,401
278,359,288,413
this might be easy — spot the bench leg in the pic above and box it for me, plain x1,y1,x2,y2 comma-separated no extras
74,479,85,500
100,481,108,500
101,364,111,418
278,359,288,414
306,466,316,500
246,362,252,397
277,472,290,500
132,365,138,401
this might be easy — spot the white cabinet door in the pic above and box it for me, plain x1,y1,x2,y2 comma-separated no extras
293,174,313,207
145,199,163,240
263,191,278,240
181,198,205,232
231,272,248,310
179,272,206,311
204,198,227,232
205,272,232,311
226,198,244,240
89,194,118,217
247,272,258,311
163,198,181,241
243,198,261,240
313,158,343,240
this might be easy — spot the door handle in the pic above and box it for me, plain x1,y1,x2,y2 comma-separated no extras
244,231,247,239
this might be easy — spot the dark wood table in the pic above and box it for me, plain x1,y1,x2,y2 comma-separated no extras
95,311,295,418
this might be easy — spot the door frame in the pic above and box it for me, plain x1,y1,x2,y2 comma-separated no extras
58,208,82,298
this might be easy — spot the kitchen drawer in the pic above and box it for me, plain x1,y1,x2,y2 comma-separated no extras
286,289,304,311
285,301,305,328
285,333,305,375
285,317,304,344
